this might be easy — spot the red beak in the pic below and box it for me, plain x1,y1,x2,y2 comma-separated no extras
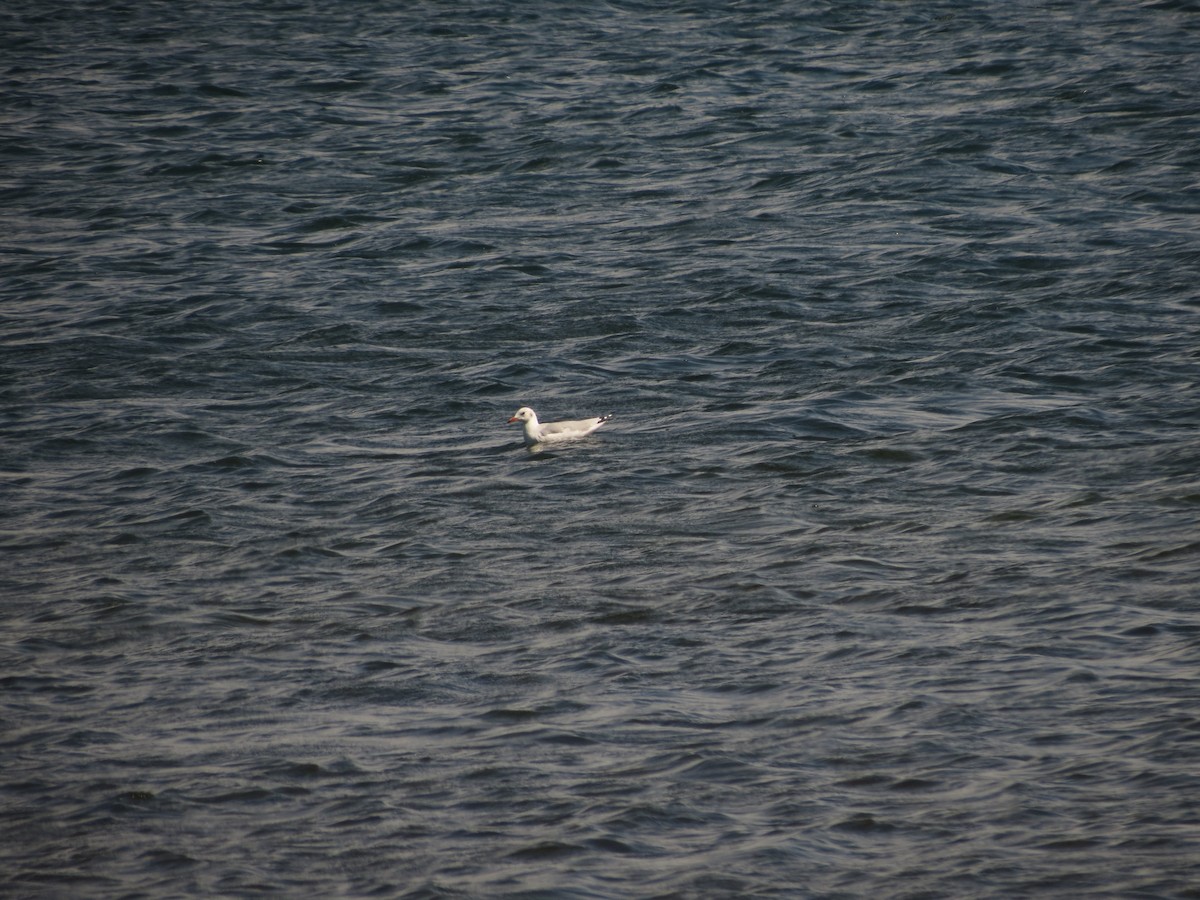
507,416,519,423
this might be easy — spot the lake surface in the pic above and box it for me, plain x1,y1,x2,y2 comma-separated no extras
3,1,1200,896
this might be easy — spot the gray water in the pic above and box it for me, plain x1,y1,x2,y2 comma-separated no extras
3,1,1200,897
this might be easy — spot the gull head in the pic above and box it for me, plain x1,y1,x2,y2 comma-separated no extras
507,407,536,424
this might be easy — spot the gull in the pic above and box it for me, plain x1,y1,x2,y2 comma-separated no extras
507,406,613,447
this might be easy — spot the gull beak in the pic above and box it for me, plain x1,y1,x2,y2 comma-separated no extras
507,416,520,424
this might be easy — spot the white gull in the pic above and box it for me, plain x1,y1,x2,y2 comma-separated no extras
507,406,613,447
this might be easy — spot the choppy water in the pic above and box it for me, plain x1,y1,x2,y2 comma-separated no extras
4,1,1200,897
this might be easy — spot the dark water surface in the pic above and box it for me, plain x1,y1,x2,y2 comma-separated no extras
4,1,1200,897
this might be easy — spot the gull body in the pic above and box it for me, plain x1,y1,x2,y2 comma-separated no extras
507,407,613,447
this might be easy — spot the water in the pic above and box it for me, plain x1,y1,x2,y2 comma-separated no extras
3,1,1200,896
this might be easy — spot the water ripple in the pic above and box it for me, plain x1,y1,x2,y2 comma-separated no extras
3,0,1200,897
